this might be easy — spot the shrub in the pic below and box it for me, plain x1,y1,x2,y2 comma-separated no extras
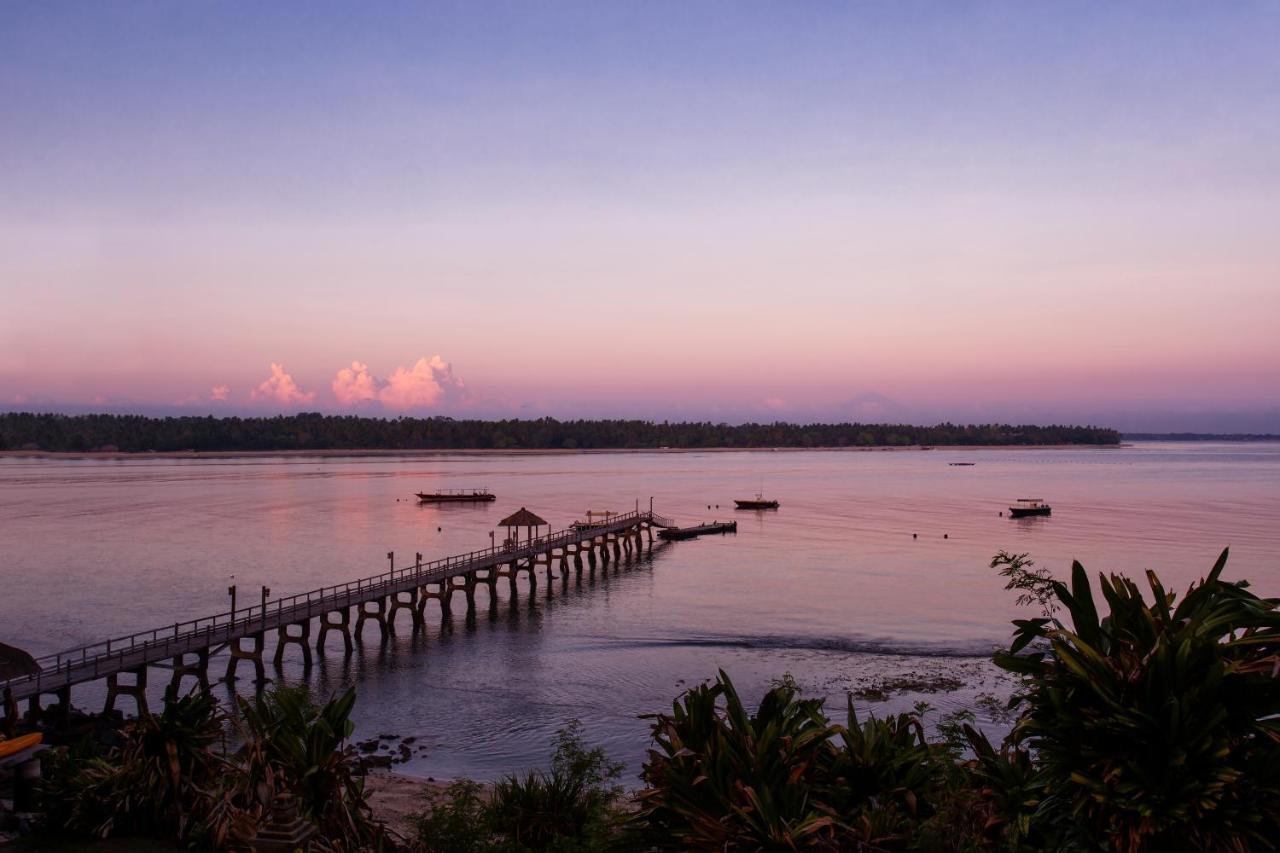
40,690,228,842
994,548,1280,850
411,720,623,852
236,684,385,848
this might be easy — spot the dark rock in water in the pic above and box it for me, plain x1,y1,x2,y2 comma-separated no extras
401,736,417,745
378,733,399,740
362,754,393,770
358,739,380,754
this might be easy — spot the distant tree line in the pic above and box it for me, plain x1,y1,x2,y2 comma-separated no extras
0,412,1120,452
1123,432,1279,441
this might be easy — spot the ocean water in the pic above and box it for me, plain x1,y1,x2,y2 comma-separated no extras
2,442,1278,780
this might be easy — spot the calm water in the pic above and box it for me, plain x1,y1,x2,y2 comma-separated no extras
2,443,1279,780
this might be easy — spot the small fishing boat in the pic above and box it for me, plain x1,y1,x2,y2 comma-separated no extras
734,493,780,510
1008,498,1051,518
948,462,976,467
415,488,496,503
659,520,737,540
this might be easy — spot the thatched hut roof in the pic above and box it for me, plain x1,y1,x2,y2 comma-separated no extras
0,641,40,680
499,507,549,528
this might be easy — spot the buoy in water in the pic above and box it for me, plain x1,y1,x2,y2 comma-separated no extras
944,534,949,539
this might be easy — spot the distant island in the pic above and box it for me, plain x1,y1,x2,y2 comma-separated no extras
0,412,1120,453
1123,432,1280,442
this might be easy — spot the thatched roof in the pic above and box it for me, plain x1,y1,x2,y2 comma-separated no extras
499,507,549,528
0,641,40,680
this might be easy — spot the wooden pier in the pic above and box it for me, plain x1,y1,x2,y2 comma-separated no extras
657,520,737,541
2,508,675,725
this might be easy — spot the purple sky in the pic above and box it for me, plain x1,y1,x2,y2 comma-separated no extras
2,3,1278,431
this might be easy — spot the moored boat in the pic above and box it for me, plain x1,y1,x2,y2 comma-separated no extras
415,488,496,503
734,493,780,510
1008,498,1051,517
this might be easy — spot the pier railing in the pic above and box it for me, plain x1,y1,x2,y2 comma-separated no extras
3,509,672,702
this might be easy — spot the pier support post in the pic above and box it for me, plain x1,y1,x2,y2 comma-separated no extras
389,588,420,631
417,583,449,622
168,649,210,698
454,574,477,618
317,607,354,655
105,666,149,716
274,620,313,668
355,597,389,644
225,633,266,683
599,538,610,566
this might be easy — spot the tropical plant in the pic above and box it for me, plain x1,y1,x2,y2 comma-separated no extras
410,721,622,852
487,719,624,851
634,671,842,849
824,699,947,848
994,548,1280,851
40,689,228,842
236,684,385,848
412,779,491,853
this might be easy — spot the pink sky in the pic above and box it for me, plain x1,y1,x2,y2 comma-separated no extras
2,4,1279,431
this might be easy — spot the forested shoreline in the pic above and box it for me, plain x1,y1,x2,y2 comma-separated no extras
0,412,1119,452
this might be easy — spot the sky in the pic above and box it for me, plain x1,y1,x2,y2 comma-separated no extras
2,2,1278,431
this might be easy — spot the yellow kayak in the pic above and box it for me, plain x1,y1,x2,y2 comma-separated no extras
0,732,43,760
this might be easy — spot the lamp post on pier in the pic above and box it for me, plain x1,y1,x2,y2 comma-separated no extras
387,551,394,576
227,584,237,621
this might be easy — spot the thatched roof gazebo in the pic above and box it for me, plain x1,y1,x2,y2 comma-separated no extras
499,507,549,547
0,642,39,681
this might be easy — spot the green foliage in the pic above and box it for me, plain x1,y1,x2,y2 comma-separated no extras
633,670,969,850
40,691,227,843
38,686,382,850
236,685,385,849
0,411,1121,453
635,671,840,849
413,780,491,853
991,551,1058,618
994,548,1280,851
411,721,623,852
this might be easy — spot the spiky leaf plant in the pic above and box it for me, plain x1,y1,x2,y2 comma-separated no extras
994,548,1280,851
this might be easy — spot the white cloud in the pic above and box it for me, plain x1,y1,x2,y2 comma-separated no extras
331,361,379,405
210,385,230,402
250,363,315,405
329,355,466,411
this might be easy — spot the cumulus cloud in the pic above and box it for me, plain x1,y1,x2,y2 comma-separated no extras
329,355,465,411
210,385,230,402
251,363,315,405
331,361,379,406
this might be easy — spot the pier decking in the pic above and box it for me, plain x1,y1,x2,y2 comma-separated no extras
657,521,737,540
2,508,675,724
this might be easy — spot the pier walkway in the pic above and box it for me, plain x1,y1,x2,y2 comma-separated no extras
2,508,675,722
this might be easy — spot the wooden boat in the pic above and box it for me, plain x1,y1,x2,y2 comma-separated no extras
1009,498,1052,518
734,493,779,510
415,488,496,503
948,462,975,467
0,732,43,762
